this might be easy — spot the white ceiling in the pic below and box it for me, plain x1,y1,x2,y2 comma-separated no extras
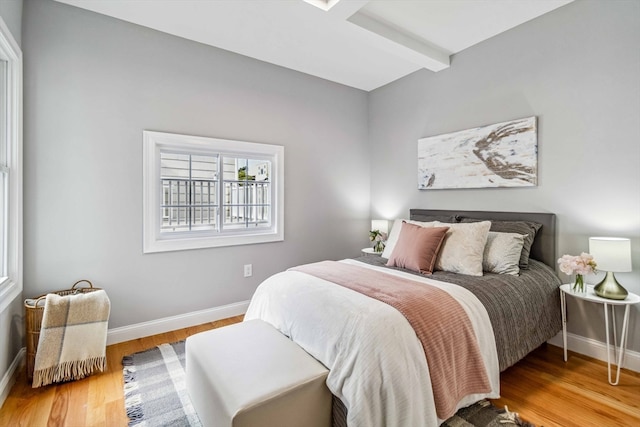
55,0,573,91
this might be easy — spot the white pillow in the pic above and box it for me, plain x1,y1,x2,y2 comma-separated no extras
381,219,437,259
483,232,525,276
432,221,491,276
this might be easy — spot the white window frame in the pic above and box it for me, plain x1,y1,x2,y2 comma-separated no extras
143,131,284,253
0,17,22,312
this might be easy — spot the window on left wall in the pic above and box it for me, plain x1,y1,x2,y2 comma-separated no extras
0,60,7,281
143,131,284,253
0,17,23,311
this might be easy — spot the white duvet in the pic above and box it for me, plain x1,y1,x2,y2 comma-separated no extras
244,259,500,427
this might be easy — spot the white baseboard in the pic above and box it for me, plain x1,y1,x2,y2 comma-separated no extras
107,300,250,345
548,332,640,373
0,347,25,410
1,302,249,407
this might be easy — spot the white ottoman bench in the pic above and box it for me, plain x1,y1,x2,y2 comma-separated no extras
186,319,331,427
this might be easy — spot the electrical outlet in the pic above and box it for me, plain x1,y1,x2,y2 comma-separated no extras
243,264,252,277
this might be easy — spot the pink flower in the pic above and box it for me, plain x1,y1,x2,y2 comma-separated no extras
557,253,597,276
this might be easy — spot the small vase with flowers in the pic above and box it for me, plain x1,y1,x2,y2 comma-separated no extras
557,253,597,294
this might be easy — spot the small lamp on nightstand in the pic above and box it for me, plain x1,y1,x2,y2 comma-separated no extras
370,220,389,253
589,237,632,300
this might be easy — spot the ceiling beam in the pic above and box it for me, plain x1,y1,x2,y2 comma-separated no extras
324,0,370,20
347,9,450,72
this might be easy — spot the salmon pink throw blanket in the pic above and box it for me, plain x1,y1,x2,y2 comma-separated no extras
292,261,491,420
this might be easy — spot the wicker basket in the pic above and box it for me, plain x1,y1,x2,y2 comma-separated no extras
24,280,101,381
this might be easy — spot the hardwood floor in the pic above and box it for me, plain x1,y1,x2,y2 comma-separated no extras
492,344,640,426
1,316,638,426
0,316,243,427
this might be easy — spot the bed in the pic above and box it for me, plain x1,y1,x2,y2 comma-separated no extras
245,209,562,427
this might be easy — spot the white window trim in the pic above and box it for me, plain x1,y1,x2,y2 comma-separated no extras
143,131,284,253
0,17,22,312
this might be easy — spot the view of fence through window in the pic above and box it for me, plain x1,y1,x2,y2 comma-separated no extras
160,152,271,232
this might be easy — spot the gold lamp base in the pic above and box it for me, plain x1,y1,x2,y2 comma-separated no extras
594,271,628,300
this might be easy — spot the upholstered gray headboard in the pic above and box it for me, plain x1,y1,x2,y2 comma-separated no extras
409,209,556,269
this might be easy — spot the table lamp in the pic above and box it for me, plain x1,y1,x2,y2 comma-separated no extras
371,220,389,236
588,237,632,300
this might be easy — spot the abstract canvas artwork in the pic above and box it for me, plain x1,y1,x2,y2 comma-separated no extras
418,116,537,189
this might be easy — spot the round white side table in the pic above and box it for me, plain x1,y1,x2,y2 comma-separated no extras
361,247,382,256
559,284,640,385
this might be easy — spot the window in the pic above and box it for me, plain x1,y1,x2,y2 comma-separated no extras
160,152,219,233
143,131,284,253
0,60,7,279
0,17,22,311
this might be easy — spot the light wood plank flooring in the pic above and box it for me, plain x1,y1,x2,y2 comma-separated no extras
492,344,640,426
1,315,638,426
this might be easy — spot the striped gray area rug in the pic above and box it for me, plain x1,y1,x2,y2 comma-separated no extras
122,341,534,427
123,341,201,427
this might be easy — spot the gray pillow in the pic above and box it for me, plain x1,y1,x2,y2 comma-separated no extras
408,214,458,223
460,218,542,269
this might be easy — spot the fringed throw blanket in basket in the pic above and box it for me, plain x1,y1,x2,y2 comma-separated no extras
32,289,111,388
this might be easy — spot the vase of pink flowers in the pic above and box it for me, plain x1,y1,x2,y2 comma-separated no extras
369,229,386,253
557,253,597,294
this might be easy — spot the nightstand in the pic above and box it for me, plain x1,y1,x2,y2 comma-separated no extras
560,284,640,385
361,247,382,256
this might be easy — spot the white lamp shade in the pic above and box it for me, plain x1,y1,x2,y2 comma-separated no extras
589,237,632,272
371,219,389,234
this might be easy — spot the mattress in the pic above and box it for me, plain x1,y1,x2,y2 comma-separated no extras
357,255,562,371
245,257,562,426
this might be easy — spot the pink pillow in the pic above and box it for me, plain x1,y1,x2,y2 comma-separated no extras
386,222,450,274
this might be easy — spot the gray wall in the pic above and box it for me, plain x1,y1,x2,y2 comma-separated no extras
0,0,22,47
15,0,640,365
369,0,640,351
22,0,370,328
0,298,22,392
0,0,22,400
